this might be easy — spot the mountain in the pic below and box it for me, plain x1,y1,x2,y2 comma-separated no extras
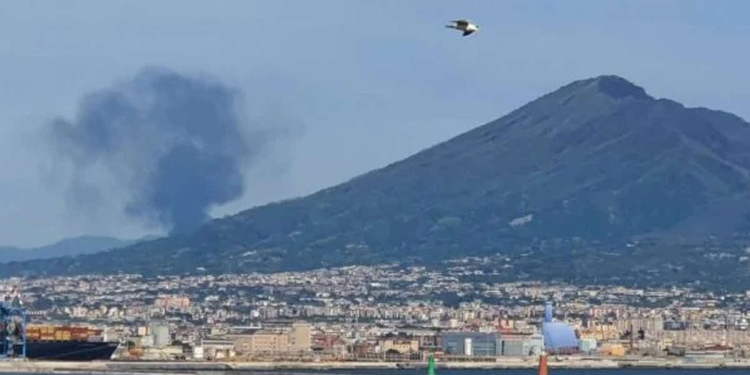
4,74,750,290
0,235,159,263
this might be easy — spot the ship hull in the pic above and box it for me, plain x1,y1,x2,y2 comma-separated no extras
14,341,119,361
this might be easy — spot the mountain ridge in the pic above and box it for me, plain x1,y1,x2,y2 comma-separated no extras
3,74,750,290
0,235,159,263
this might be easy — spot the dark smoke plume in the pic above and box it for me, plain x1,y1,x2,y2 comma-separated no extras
48,66,268,235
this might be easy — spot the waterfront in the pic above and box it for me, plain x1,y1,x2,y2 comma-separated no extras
2,369,750,375
5,268,750,365
4,358,750,374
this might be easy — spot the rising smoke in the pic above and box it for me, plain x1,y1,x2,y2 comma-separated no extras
47,66,272,235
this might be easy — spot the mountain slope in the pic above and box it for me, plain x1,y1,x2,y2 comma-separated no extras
0,235,158,263
4,75,750,289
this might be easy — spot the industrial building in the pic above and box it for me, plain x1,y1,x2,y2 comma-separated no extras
441,332,501,356
500,333,544,356
438,302,579,358
542,302,580,354
151,324,170,348
231,321,311,356
440,331,545,357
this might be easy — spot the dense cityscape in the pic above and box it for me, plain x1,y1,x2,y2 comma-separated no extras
5,257,750,363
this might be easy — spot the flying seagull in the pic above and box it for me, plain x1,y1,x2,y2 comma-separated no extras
446,19,479,36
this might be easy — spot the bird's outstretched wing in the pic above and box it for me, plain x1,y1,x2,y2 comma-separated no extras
463,29,475,36
451,20,469,27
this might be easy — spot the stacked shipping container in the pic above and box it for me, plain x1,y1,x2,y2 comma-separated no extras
25,325,103,342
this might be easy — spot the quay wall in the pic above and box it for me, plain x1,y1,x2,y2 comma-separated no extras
4,356,750,372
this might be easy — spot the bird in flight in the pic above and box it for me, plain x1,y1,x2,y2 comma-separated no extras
445,19,479,36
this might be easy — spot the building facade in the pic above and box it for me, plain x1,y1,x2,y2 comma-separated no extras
379,338,420,353
233,321,311,355
441,332,500,357
501,333,543,356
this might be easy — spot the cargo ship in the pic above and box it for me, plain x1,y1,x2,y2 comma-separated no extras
0,288,119,361
17,324,120,361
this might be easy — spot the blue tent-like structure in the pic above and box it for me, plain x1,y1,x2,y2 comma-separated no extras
541,302,579,354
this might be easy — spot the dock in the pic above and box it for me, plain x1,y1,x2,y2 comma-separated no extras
2,357,750,373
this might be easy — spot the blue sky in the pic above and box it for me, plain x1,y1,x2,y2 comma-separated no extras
0,0,748,247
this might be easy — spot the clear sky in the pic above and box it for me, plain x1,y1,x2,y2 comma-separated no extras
0,0,748,247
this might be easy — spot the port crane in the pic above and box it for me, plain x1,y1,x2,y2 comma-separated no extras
0,285,27,359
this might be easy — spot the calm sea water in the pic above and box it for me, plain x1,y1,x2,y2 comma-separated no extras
3,370,746,375
247,371,750,375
